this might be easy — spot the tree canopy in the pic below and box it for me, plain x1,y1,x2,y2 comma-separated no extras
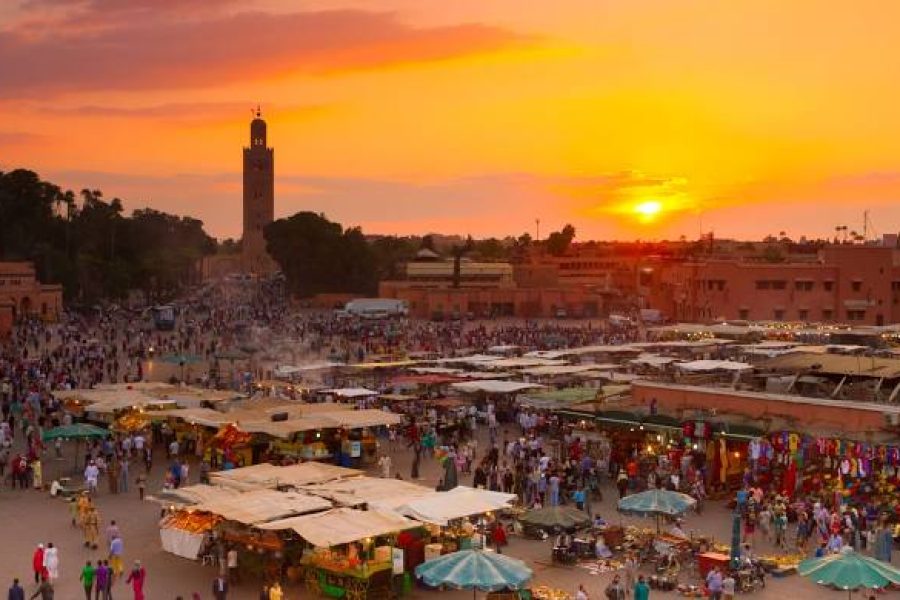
546,224,576,256
264,211,377,297
0,169,216,303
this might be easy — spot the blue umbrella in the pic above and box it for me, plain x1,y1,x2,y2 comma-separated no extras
415,550,532,598
617,489,697,533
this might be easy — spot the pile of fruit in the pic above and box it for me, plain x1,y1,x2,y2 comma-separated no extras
758,552,805,568
113,412,149,432
160,511,221,533
532,586,572,600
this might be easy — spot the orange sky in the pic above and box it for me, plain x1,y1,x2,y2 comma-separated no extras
3,0,900,242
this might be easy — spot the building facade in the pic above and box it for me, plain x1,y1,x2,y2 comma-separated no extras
0,262,63,335
645,243,900,325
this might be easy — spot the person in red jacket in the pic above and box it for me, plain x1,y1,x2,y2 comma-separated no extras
31,544,45,584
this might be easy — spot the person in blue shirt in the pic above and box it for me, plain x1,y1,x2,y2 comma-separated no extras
572,488,586,510
7,578,25,600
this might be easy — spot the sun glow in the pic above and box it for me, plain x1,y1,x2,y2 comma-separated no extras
634,200,663,221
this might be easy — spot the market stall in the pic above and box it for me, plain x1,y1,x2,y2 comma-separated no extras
261,508,417,599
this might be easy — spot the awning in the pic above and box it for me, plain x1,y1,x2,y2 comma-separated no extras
320,387,379,398
641,414,682,431
596,410,642,427
259,508,416,547
715,422,766,441
191,489,332,524
396,486,516,525
451,380,545,394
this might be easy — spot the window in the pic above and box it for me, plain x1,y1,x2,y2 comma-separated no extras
823,281,834,292
851,280,862,292
738,309,749,320
798,309,809,321
794,281,814,291
756,280,770,290
773,309,785,321
892,282,900,291
822,309,834,320
771,280,787,290
846,310,866,321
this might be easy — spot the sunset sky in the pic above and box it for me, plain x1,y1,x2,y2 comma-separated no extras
3,0,900,242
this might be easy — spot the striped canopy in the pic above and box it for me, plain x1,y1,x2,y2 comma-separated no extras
415,550,532,592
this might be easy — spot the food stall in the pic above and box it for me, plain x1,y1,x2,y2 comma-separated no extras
260,508,418,599
159,511,222,560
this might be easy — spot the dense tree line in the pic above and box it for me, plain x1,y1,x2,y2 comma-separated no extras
264,211,378,297
0,169,216,304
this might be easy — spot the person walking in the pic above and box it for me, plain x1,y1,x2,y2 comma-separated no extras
575,584,589,600
27,576,52,600
108,536,124,578
42,544,58,583
605,575,626,600
212,574,228,600
32,545,45,584
94,562,109,600
7,578,25,600
80,561,95,600
125,561,145,600
633,576,650,600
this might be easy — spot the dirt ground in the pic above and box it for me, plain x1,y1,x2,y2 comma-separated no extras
0,426,892,600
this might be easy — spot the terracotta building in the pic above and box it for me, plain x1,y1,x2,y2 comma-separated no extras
644,242,900,325
0,262,63,335
378,250,606,318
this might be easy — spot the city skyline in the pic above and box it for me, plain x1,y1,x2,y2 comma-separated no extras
3,1,900,242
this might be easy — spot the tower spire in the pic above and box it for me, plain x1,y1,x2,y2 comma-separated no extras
256,104,261,119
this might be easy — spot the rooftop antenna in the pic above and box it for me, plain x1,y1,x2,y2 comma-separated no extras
535,218,541,241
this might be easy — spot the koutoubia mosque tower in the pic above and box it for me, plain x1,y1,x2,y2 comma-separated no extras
241,107,277,274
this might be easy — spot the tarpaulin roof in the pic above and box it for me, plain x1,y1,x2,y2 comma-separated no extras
321,387,379,398
209,463,361,491
302,476,433,510
192,489,331,524
389,374,462,386
259,508,416,547
318,409,404,428
396,486,516,525
451,380,545,394
675,359,752,372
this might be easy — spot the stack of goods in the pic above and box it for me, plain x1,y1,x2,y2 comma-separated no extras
160,512,221,533
757,552,805,571
113,412,150,433
532,586,573,600
213,424,251,448
675,584,705,597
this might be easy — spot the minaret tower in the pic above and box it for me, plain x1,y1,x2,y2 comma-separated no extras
242,106,275,273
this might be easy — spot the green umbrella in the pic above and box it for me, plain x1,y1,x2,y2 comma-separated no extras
799,548,900,599
617,489,697,533
42,423,110,441
42,423,110,474
415,550,532,599
519,506,591,531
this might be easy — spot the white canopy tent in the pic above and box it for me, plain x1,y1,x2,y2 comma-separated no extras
259,508,416,548
395,486,516,525
191,489,332,525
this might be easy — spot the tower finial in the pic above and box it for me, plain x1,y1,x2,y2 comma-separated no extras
256,104,261,119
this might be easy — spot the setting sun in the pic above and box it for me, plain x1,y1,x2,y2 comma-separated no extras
634,200,663,221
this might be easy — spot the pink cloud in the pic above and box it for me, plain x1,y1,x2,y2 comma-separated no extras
0,8,529,97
